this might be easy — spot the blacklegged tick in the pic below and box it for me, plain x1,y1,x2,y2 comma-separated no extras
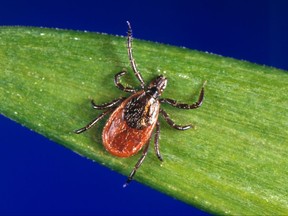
75,21,206,187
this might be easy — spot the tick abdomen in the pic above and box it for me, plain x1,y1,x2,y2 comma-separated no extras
102,91,159,157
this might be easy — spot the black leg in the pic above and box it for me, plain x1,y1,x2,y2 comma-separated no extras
74,109,113,134
160,81,206,109
123,137,151,187
126,21,145,89
91,97,126,110
114,71,137,93
160,109,192,130
154,121,163,161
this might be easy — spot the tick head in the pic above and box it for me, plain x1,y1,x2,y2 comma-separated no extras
147,75,167,98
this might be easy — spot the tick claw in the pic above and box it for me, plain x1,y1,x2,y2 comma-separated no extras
74,128,85,134
157,155,163,162
123,181,130,188
123,177,133,188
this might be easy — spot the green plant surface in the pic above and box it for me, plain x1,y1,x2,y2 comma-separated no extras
0,27,287,215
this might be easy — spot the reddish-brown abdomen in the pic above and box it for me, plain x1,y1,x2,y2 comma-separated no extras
102,91,159,157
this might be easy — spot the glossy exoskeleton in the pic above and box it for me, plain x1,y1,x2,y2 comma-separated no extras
75,21,206,187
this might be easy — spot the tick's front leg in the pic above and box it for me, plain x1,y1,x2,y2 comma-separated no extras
126,21,145,89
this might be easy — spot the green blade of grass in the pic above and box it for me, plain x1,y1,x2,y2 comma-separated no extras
0,27,287,215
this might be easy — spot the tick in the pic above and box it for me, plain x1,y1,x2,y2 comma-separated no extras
75,21,206,187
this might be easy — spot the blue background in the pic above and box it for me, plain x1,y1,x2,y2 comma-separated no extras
1,1,287,215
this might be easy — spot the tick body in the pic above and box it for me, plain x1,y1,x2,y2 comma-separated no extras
103,90,160,157
75,21,206,187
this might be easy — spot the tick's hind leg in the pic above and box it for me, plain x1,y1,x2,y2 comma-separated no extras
160,81,206,109
74,109,113,134
154,121,163,161
114,71,137,93
160,109,192,130
91,97,126,109
123,138,151,187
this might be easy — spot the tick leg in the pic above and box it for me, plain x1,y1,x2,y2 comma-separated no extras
154,121,163,161
91,97,126,110
160,108,192,130
74,109,113,134
126,21,145,89
114,71,137,93
160,81,206,109
123,138,151,187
